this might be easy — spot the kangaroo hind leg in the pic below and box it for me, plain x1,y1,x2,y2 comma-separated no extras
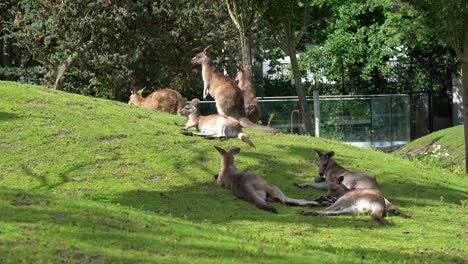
267,185,320,207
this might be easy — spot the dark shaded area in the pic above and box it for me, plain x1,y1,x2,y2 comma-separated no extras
0,112,19,121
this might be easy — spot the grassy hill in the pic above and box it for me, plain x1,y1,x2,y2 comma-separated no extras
395,126,465,174
0,81,467,263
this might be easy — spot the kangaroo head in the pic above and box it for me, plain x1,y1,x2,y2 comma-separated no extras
235,65,252,83
128,87,146,105
179,98,199,116
214,146,241,168
314,149,334,177
327,175,349,199
191,45,212,65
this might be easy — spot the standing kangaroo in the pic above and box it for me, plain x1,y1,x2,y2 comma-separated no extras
191,45,280,133
178,99,255,147
128,87,184,115
299,176,390,225
235,65,260,123
214,146,321,213
294,149,409,217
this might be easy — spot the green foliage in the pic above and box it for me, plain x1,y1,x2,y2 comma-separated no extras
2,0,238,100
299,0,459,95
1,81,467,263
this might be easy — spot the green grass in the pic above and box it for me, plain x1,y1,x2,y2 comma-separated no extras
0,81,467,263
395,126,465,174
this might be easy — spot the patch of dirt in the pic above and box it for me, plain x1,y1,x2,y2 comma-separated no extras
154,131,167,136
137,115,150,119
262,159,273,166
404,141,435,158
198,157,211,163
43,123,56,128
96,134,128,142
145,175,165,182
12,193,33,206
294,171,307,177
72,176,82,181
20,226,38,233
276,145,290,149
54,130,72,138
114,173,127,178
119,162,136,169
52,213,68,224
56,249,94,261
26,99,48,105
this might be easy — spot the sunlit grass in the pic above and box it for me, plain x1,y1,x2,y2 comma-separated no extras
0,81,467,263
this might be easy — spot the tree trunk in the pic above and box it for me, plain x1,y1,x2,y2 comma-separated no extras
54,40,93,90
240,30,253,68
289,49,313,135
462,12,468,174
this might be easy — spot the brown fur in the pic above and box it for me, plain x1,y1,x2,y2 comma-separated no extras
178,99,255,147
191,46,280,133
294,149,409,218
128,88,184,115
235,65,260,123
214,146,321,213
299,176,390,225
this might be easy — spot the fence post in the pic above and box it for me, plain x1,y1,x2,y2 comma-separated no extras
291,110,300,134
313,90,320,137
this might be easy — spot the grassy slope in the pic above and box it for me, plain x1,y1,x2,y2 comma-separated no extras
0,81,467,263
395,125,465,170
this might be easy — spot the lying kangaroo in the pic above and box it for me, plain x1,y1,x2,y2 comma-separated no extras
191,45,280,133
128,87,184,115
214,146,321,213
299,176,390,225
294,149,408,217
178,99,255,147
235,65,260,123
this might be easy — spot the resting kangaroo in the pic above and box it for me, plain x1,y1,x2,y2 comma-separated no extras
294,149,408,217
178,99,255,147
235,65,260,123
214,146,321,213
128,87,184,115
191,45,280,133
299,176,390,225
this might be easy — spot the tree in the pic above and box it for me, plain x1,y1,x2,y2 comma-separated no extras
407,0,467,173
225,0,256,68
258,0,327,135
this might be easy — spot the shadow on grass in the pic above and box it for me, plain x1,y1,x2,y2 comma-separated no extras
1,187,465,263
0,112,20,121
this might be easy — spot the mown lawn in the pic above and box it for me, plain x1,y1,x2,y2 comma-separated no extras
0,81,467,263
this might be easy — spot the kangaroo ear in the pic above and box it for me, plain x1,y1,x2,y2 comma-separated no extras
337,176,344,184
137,87,146,95
214,146,226,154
314,149,324,156
203,45,213,53
325,151,335,159
229,147,241,155
191,98,199,105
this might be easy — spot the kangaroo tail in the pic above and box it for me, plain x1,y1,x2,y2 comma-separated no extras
238,132,255,148
239,117,281,134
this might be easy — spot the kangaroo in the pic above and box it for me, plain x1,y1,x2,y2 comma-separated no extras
299,176,390,225
128,87,184,115
235,65,260,123
214,146,321,213
294,149,409,217
178,99,255,147
191,45,280,133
